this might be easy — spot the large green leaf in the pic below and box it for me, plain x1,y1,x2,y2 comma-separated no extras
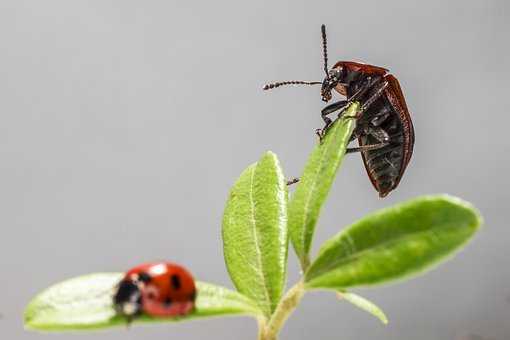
305,195,482,289
24,273,263,331
222,151,288,318
288,103,358,269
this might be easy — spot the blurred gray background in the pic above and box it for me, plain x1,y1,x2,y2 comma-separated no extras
1,1,509,339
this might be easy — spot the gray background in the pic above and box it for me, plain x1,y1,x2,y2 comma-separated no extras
1,1,509,339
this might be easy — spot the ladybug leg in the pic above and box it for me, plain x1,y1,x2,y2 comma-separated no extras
125,315,134,327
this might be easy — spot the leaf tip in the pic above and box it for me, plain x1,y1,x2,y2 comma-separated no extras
259,150,280,167
23,298,41,330
338,291,389,325
263,150,277,158
23,310,34,329
435,194,484,231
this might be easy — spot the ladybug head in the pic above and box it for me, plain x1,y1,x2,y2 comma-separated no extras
113,279,143,318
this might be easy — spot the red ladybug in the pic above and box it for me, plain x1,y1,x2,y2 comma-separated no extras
113,262,196,321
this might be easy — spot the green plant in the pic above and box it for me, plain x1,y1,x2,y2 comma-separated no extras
24,103,483,339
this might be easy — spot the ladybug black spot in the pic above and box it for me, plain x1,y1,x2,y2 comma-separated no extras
164,297,172,306
170,274,181,290
147,292,156,300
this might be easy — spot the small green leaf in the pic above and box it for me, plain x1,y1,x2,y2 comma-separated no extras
24,273,263,331
222,151,288,318
336,291,388,325
305,195,482,289
288,103,358,269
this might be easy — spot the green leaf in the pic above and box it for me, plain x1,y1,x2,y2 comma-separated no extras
305,195,482,289
222,151,288,318
24,273,263,331
336,291,388,325
288,103,358,269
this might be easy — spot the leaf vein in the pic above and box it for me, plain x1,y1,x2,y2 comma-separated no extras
249,165,272,315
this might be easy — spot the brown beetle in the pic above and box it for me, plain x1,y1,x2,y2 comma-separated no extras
263,25,414,197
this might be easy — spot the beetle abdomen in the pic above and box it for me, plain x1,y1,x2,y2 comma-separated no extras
360,107,406,197
348,75,410,197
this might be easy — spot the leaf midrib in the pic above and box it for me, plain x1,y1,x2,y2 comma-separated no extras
248,166,272,316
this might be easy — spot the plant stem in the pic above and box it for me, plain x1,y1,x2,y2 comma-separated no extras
300,256,310,272
259,280,305,340
258,328,277,340
257,319,269,340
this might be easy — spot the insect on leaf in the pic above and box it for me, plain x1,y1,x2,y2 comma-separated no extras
24,273,263,331
288,102,358,269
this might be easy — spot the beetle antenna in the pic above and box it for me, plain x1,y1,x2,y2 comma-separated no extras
321,24,328,77
263,80,322,90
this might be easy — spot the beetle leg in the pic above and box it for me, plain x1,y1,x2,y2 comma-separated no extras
316,100,347,142
348,76,379,101
317,77,384,140
346,143,388,154
286,178,300,186
348,124,363,142
336,77,381,118
321,99,348,129
370,106,391,126
322,100,348,116
366,125,390,143
358,80,389,114
321,78,378,124
346,125,390,153
315,128,325,143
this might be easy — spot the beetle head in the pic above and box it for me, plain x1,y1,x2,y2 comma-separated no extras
321,68,344,102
